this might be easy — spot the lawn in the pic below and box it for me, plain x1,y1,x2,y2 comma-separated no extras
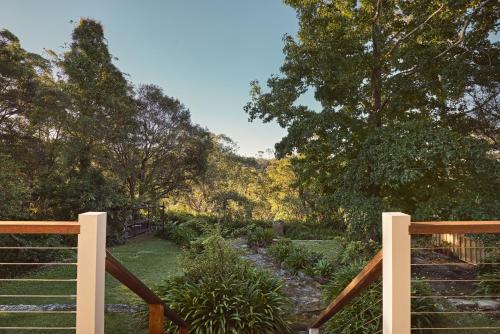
292,239,343,260
0,234,181,333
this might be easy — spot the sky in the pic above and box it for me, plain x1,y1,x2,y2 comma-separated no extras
0,0,320,157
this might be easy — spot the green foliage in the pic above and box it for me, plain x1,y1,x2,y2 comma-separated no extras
476,252,500,295
337,239,379,266
167,136,311,223
245,0,500,239
284,221,339,240
324,281,382,334
156,221,198,247
246,226,274,248
0,154,29,220
323,264,438,334
0,22,211,242
268,239,294,263
268,238,324,276
312,258,335,279
157,234,290,333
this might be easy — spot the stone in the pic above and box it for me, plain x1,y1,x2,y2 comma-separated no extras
476,299,500,311
273,221,285,237
447,299,477,310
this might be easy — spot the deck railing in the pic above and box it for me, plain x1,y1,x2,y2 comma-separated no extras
309,213,500,334
105,250,188,334
0,212,188,334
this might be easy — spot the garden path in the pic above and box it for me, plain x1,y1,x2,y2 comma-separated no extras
232,238,325,333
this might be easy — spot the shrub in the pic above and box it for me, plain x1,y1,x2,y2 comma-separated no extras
247,226,274,248
476,252,500,295
283,246,312,274
324,281,382,334
313,258,335,279
156,221,197,247
323,262,438,334
157,234,290,333
284,221,339,240
268,239,325,276
268,239,293,263
334,238,379,266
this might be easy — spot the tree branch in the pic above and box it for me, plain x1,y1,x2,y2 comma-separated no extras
387,3,445,56
435,0,492,58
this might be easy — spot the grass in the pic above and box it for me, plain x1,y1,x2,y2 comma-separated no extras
291,239,343,260
0,234,181,333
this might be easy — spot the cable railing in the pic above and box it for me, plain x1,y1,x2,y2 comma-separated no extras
309,250,383,334
410,226,499,333
105,250,188,334
0,213,188,334
309,214,500,334
0,221,79,333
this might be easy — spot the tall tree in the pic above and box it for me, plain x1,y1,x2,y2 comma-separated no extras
246,0,499,238
59,18,135,172
110,84,211,202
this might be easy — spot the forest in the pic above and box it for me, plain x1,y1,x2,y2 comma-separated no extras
1,0,499,333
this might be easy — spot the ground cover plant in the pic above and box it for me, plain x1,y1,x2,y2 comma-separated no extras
157,232,291,334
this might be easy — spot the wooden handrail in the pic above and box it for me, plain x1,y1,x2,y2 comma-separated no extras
410,221,500,234
310,250,383,330
105,251,188,333
0,221,80,234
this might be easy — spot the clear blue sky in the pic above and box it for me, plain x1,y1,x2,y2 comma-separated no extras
1,0,320,156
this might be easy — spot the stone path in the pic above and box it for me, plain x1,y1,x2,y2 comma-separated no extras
232,238,325,333
0,303,145,313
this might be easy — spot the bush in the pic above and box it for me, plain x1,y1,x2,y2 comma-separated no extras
313,258,335,279
284,246,319,274
156,221,197,247
157,234,290,333
322,261,438,334
247,226,274,248
337,239,379,266
476,252,500,295
284,221,339,240
324,281,382,334
268,238,323,276
268,239,294,263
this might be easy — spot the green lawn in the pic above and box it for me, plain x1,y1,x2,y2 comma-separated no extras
292,239,343,260
0,234,181,333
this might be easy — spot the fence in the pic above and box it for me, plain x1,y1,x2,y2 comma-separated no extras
309,213,500,334
432,233,491,264
0,213,187,334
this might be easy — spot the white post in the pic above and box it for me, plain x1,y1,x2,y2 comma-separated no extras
76,212,107,334
382,212,411,334
309,328,320,334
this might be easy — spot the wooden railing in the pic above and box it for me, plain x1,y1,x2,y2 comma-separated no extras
105,251,188,334
0,213,188,334
310,250,382,330
309,214,500,334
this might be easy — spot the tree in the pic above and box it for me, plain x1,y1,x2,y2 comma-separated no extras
58,18,136,172
262,157,310,221
245,0,499,239
169,135,260,219
110,84,211,202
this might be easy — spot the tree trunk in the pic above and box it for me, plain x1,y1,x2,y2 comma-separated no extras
370,3,383,128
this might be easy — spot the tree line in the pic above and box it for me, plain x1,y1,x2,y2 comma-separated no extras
0,20,210,227
0,19,308,240
245,0,499,239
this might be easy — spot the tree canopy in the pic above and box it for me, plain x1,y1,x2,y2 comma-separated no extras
245,0,499,238
0,19,211,235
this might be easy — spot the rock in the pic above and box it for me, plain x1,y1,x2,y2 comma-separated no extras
447,299,477,310
0,303,145,313
273,221,285,237
477,299,500,311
